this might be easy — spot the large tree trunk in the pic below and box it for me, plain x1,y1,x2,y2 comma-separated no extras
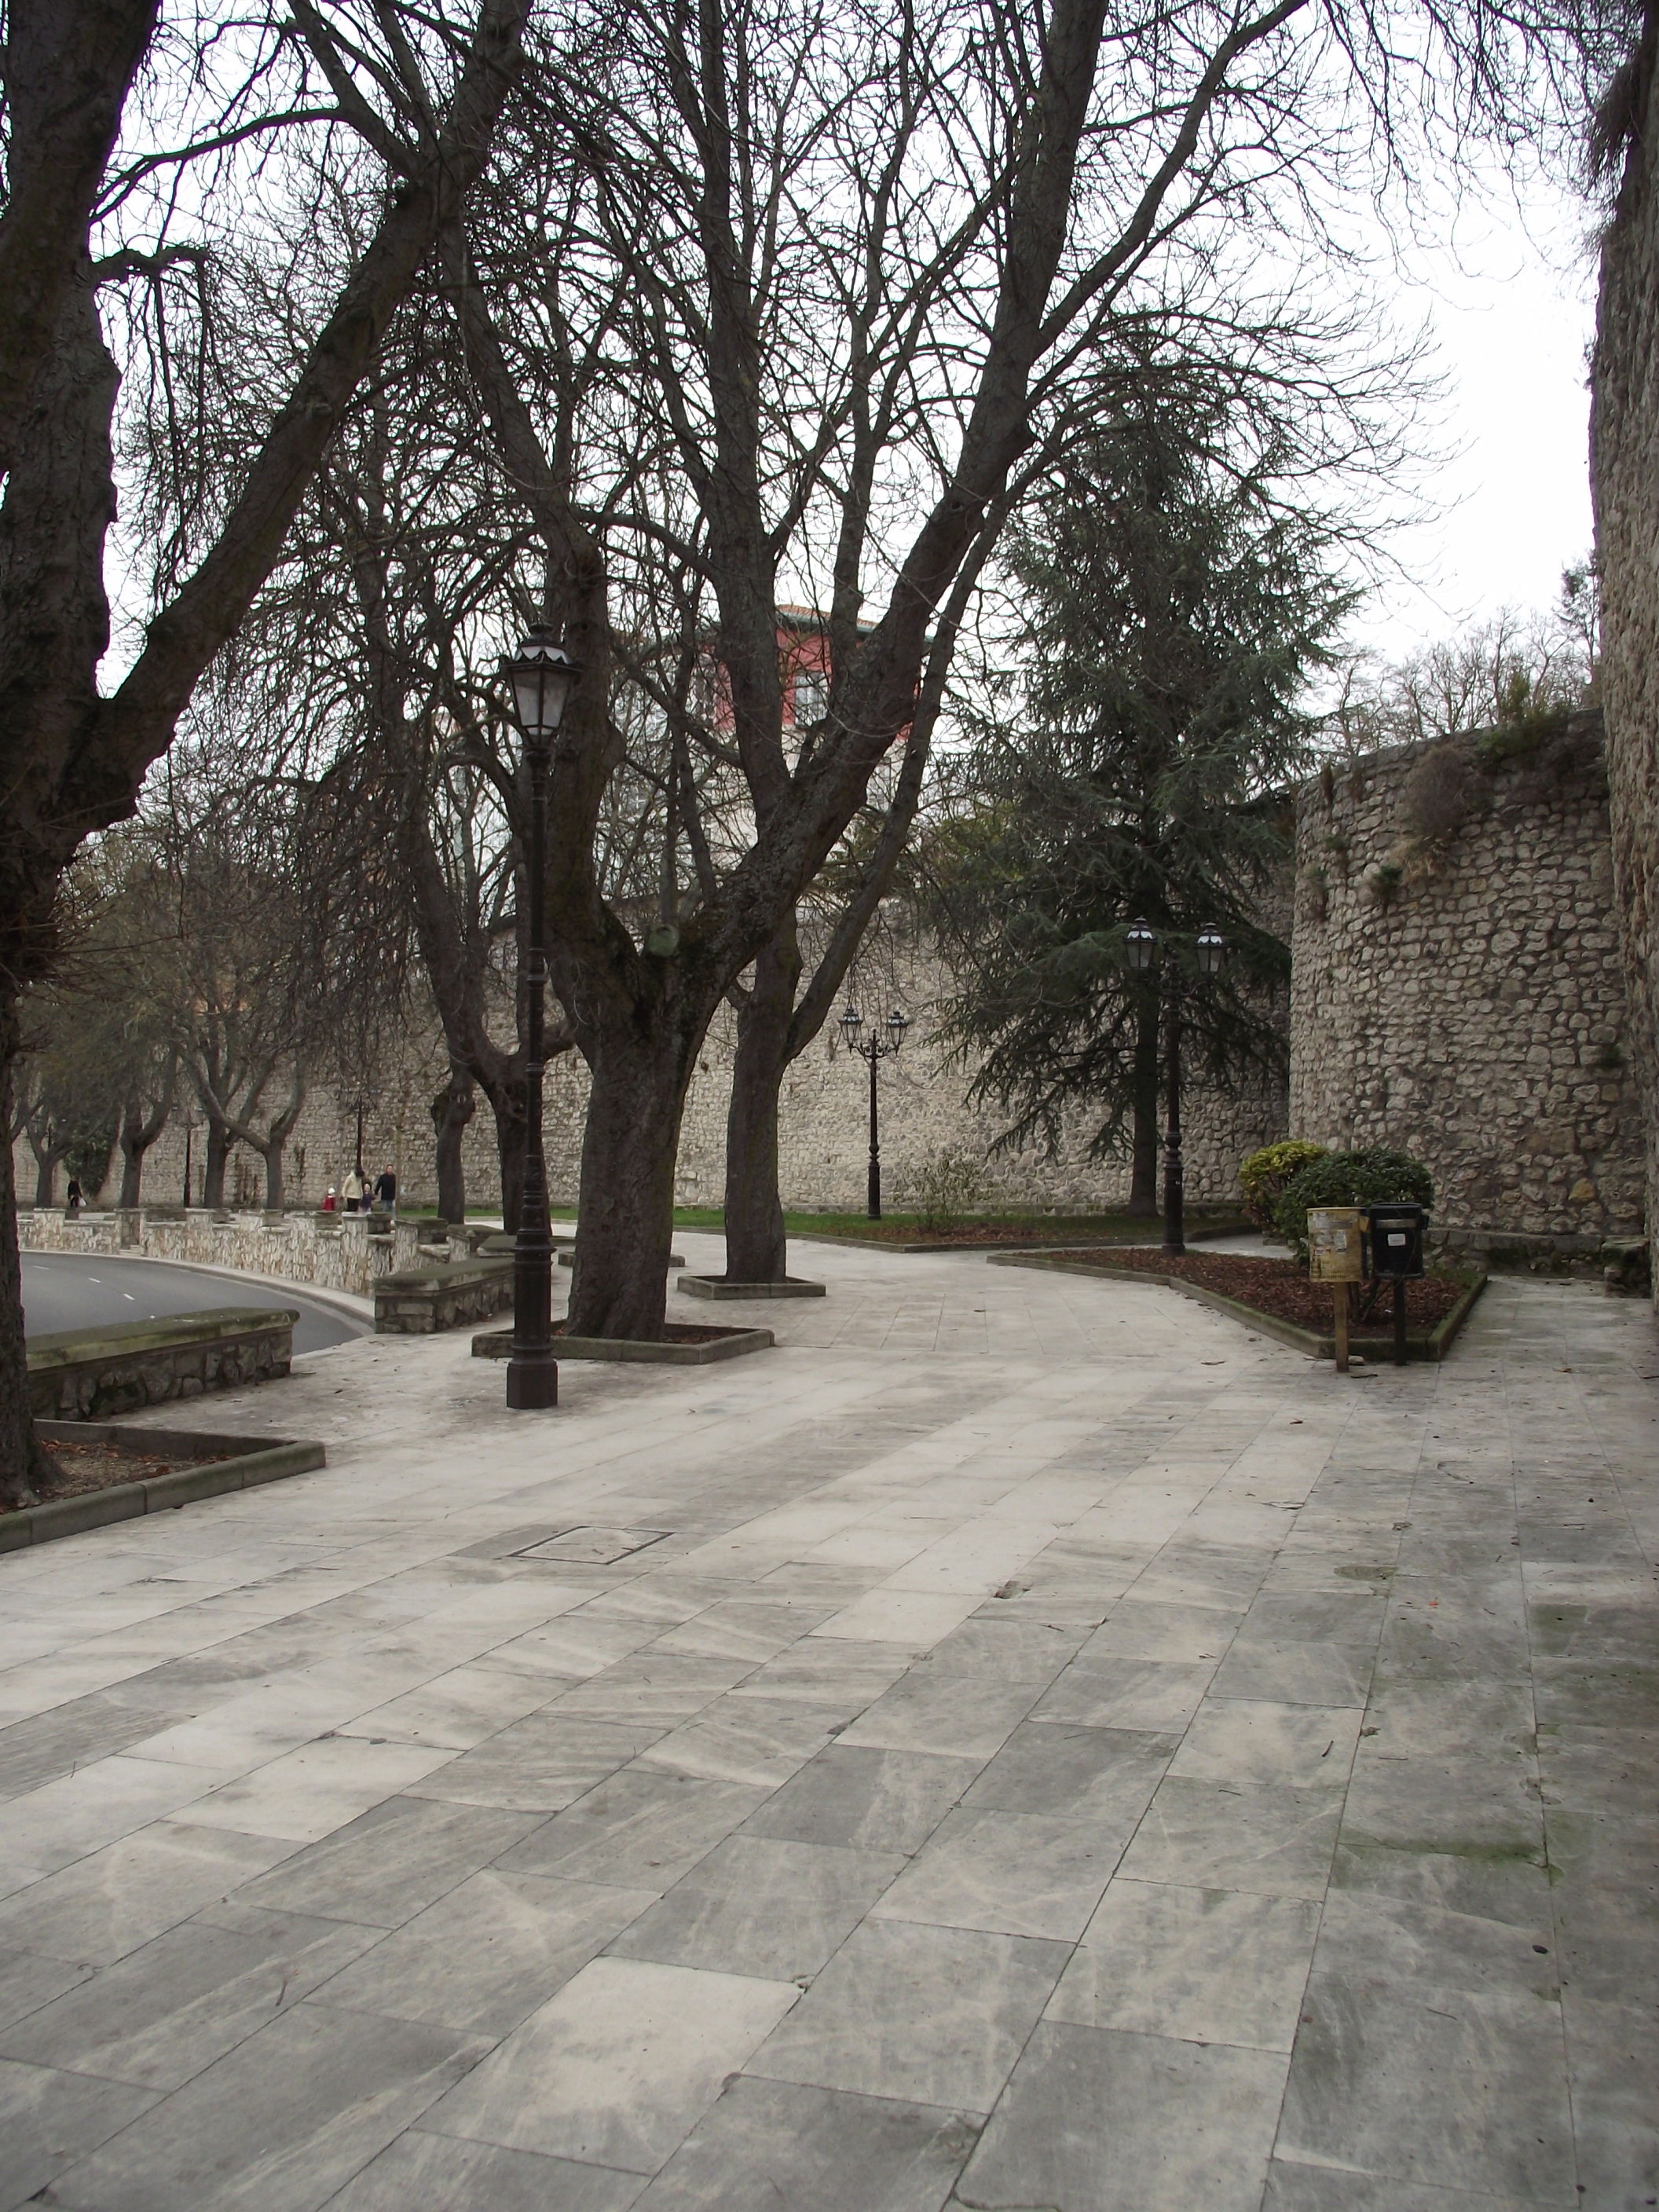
566,1024,691,1341
0,1005,52,1508
202,1115,231,1207
484,1075,528,1227
1129,991,1160,1214
31,1140,60,1209
259,1144,285,1210
431,1071,475,1221
722,924,802,1283
117,1089,170,1207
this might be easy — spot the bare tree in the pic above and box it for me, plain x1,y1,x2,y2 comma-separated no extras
0,0,529,1496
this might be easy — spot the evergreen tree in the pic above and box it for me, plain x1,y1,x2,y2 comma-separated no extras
927,403,1357,1215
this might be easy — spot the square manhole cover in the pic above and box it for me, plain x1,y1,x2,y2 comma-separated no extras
512,1525,672,1566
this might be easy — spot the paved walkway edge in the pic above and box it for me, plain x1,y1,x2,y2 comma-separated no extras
0,1434,326,1553
989,1251,1489,1361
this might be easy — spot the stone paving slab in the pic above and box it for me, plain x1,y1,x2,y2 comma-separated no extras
0,1230,1653,2210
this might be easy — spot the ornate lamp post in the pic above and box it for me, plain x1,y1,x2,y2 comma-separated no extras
498,624,582,1412
840,1003,910,1218
1122,918,1225,1258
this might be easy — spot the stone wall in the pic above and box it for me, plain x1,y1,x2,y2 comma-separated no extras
18,937,1286,1218
17,1207,436,1298
1591,38,1659,1284
1290,720,1646,1250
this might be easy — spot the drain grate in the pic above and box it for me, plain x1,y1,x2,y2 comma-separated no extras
511,1525,672,1566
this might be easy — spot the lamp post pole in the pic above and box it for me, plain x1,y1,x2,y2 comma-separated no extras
182,1115,194,1209
498,626,581,1413
1122,920,1225,1261
840,1005,909,1220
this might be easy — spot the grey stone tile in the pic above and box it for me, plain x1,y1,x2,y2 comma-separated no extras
870,1807,1119,1941
745,1919,1066,2114
728,1643,914,1709
1080,1600,1240,1664
965,1720,1175,1826
1129,1545,1270,1613
742,1746,980,1853
1562,1993,1659,2210
957,2020,1287,2211
314,1868,657,2034
611,1836,903,1979
1236,1591,1389,1647
496,1770,767,1890
1260,2159,1545,2210
324,2129,646,2210
650,1601,833,1664
1276,1972,1576,2202
404,1716,654,1811
1115,1778,1342,1900
1049,1880,1318,2050
1340,1754,1544,1859
1166,1699,1363,1790
552,1654,753,1726
1328,1837,1553,1929
1031,1657,1214,1733
0,2056,158,2212
837,1674,1041,1760
424,1954,799,2173
0,1947,93,2031
0,1821,298,1966
1210,1638,1375,1708
0,1690,189,1797
634,2075,975,2210
1537,1723,1656,1817
0,1908,380,2089
1533,1657,1659,1732
1547,1809,1659,2008
49,2004,489,2212
638,1697,836,1787
233,1795,542,1928
1363,1679,1539,1761
1312,1890,1559,2004
919,1617,1090,1683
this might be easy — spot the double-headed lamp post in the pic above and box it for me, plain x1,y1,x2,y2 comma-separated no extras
1123,918,1226,1258
839,1003,910,1219
498,624,582,1412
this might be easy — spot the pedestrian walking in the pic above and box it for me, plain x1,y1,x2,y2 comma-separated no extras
373,1166,397,1216
64,1177,82,1216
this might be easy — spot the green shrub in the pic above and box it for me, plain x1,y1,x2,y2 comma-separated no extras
1239,1141,1328,1230
910,1145,989,1229
1273,1147,1434,1263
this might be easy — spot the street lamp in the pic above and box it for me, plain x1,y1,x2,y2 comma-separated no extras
1118,921,1226,1258
840,1003,910,1218
181,1111,196,1209
498,623,582,1412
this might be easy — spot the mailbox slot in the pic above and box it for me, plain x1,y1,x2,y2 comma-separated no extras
1365,1203,1426,1280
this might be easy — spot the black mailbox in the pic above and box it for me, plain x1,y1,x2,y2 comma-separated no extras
1366,1203,1426,1279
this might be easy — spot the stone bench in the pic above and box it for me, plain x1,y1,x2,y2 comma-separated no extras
27,1307,297,1421
373,1258,515,1335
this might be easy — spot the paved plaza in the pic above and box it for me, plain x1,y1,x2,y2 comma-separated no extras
0,1232,1654,2210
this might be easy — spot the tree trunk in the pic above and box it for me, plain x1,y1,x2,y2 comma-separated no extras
566,1024,690,1341
722,924,802,1283
431,1071,475,1222
260,1144,285,1210
31,1141,60,1209
1129,991,1160,1214
202,1115,230,1206
485,1078,527,1227
0,1003,52,1508
117,1089,170,1207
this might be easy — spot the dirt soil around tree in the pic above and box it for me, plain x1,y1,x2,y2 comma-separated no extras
1047,1247,1474,1334
38,1439,234,1501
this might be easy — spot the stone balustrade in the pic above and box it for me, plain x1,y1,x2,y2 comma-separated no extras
15,1206,444,1299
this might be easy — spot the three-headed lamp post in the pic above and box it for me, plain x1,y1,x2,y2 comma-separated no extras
1123,918,1226,1258
498,624,581,1411
839,1003,910,1219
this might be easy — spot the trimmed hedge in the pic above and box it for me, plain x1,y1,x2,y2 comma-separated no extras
1273,1147,1434,1262
1240,1141,1328,1229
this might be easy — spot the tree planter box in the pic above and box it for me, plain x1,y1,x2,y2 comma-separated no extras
1,1423,326,1554
789,1221,1251,1256
471,1322,773,1365
989,1252,1488,1363
679,1275,826,1299
27,1308,297,1421
374,1258,514,1334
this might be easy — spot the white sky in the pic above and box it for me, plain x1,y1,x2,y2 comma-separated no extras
1348,180,1599,663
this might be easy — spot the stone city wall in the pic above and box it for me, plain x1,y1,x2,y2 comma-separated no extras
1290,718,1646,1254
17,936,1287,1218
1591,61,1659,1284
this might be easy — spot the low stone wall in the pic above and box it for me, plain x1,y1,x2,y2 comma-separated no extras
16,1206,441,1299
27,1308,296,1420
374,1259,515,1334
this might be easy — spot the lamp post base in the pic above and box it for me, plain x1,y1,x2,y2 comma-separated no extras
505,1351,559,1409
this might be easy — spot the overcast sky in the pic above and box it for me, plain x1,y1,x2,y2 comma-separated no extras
1350,179,1598,665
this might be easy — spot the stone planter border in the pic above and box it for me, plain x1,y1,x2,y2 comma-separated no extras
989,1251,1489,1364
790,1220,1252,1257
471,1324,774,1365
27,1308,298,1420
1,1423,326,1555
679,1275,826,1299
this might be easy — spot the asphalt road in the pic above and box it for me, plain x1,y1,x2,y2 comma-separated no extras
21,1251,368,1354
